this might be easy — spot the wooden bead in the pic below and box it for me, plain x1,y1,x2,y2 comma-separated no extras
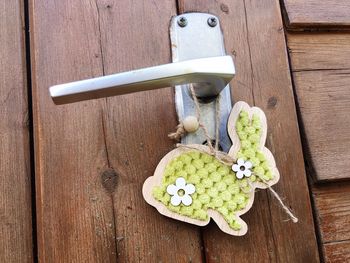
183,116,199,133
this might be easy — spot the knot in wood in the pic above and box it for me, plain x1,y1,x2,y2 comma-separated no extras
101,168,118,193
267,96,278,109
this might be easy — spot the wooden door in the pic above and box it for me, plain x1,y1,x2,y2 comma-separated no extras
1,0,321,262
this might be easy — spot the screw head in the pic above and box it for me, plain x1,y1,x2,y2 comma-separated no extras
177,16,188,27
207,17,217,27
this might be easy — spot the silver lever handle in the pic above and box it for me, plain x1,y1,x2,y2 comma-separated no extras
50,56,235,104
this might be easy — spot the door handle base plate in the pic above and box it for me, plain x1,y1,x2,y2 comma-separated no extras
170,13,233,152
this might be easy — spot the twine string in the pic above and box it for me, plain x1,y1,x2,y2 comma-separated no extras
247,179,299,223
168,123,185,141
189,85,216,154
215,93,221,150
261,180,299,223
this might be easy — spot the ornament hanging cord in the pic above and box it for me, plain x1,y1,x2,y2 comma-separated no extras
169,85,298,223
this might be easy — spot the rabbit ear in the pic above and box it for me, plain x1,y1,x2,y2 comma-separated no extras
227,101,267,158
227,101,279,189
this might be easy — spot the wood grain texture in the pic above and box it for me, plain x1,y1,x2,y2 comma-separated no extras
313,183,350,243
30,0,202,262
0,1,33,262
180,0,319,262
283,0,350,29
293,70,350,181
324,240,350,263
288,33,350,71
311,182,350,261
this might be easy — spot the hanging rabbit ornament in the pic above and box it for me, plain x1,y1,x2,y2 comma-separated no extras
143,88,298,236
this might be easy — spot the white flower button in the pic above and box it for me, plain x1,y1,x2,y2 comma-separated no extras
232,158,253,179
166,177,196,206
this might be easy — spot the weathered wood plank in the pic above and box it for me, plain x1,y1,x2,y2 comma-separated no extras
31,0,203,261
288,33,350,71
31,2,118,261
293,70,350,181
0,1,33,262
283,0,350,29
180,0,320,262
324,240,350,263
313,183,350,244
96,1,203,261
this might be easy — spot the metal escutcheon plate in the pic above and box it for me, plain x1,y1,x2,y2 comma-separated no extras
170,13,234,152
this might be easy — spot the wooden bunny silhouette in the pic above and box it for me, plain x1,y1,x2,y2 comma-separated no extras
143,101,280,236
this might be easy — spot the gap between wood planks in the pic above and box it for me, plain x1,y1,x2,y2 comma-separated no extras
24,0,38,261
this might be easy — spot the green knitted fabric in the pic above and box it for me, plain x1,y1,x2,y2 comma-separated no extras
235,111,274,181
152,110,274,231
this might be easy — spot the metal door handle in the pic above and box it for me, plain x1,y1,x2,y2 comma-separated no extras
50,55,235,105
49,13,234,151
